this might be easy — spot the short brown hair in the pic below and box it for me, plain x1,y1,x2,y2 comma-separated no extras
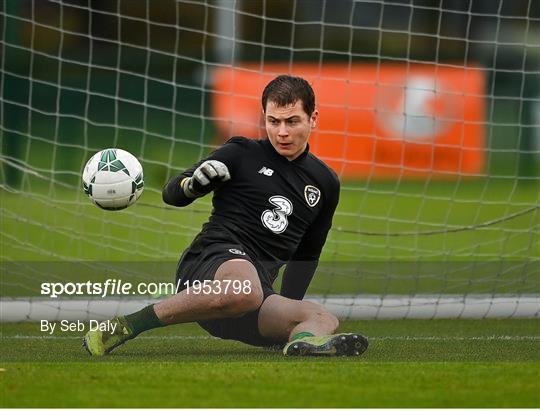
262,75,315,117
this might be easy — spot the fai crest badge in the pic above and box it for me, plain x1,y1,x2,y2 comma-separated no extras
304,185,321,207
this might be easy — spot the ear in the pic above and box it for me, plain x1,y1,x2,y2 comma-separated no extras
310,110,319,128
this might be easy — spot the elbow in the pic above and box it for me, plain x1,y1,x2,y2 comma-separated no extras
162,189,182,207
162,180,193,207
162,189,172,205
162,182,180,206
161,183,173,205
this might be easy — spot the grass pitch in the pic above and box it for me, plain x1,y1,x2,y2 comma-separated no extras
1,319,539,408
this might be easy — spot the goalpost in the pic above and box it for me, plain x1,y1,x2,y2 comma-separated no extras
1,0,539,321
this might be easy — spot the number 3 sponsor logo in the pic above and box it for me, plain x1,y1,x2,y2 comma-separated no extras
261,195,293,234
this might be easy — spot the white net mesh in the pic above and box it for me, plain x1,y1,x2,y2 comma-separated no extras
1,0,539,319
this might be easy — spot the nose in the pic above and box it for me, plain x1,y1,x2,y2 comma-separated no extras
278,122,288,137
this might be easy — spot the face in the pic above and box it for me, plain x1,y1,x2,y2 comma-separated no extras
264,100,318,161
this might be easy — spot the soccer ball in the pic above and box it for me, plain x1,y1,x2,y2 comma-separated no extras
82,148,144,210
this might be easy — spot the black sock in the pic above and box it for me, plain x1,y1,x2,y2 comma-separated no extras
125,304,165,337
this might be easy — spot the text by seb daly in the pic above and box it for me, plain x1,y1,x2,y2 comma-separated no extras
40,319,116,335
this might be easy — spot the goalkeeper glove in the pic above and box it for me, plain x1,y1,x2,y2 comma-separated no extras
182,160,231,198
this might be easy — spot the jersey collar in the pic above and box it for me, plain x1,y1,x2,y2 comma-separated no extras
263,138,310,164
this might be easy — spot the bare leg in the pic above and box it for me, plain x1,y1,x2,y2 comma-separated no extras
154,259,263,324
257,294,339,342
83,259,265,356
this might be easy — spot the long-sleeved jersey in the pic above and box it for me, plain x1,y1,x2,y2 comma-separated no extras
163,137,340,300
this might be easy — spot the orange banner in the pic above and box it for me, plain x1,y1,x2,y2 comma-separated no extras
212,64,485,178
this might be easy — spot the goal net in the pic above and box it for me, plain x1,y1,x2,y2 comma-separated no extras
1,0,539,321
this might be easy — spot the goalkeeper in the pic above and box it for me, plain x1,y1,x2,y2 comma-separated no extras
83,75,368,357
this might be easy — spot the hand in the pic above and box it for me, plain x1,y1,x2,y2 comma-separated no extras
182,160,231,198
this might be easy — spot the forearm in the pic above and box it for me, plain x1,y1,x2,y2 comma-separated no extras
280,260,319,300
162,175,195,207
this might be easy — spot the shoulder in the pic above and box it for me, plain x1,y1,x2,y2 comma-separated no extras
306,152,340,191
212,136,257,158
222,136,257,148
218,136,266,154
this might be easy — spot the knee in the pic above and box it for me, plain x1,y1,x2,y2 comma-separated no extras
302,304,339,333
210,287,264,317
326,311,339,333
212,259,264,316
315,310,339,333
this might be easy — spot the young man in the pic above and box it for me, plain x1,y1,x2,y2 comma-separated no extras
83,75,368,357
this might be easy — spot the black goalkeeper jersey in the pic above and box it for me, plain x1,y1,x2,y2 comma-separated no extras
162,137,340,299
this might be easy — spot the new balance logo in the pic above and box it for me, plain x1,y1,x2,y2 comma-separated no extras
258,166,274,176
228,248,246,256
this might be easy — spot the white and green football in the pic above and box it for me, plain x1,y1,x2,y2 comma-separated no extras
82,148,144,210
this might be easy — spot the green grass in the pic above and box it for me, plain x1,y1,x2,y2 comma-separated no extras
1,319,539,407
